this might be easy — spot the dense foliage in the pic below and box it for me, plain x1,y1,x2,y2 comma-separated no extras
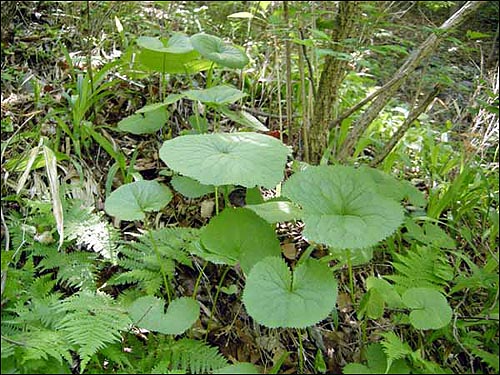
1,1,498,374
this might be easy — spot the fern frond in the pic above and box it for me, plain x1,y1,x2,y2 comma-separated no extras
111,227,198,294
107,269,164,295
53,290,132,372
385,246,453,293
28,274,57,299
65,201,120,261
1,328,72,372
38,250,98,290
169,338,227,374
380,331,413,373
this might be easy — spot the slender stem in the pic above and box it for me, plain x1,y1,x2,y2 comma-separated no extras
214,186,220,215
147,226,171,303
204,266,231,341
192,261,208,299
297,328,304,373
347,249,355,303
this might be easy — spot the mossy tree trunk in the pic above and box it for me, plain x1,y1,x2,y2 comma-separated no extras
309,1,361,164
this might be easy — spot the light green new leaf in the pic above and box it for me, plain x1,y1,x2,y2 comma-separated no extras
242,257,338,328
201,208,281,275
190,33,249,69
227,12,255,19
183,85,247,105
282,166,405,249
129,296,199,335
245,201,302,223
118,107,168,134
136,34,211,74
171,175,215,198
402,288,452,330
104,180,173,221
218,106,269,131
159,132,290,188
366,276,403,308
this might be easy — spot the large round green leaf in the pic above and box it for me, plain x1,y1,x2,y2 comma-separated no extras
402,287,452,330
201,208,281,275
242,257,338,328
183,85,247,105
104,180,172,221
159,132,290,188
129,296,199,335
136,34,211,74
190,33,249,69
282,166,404,249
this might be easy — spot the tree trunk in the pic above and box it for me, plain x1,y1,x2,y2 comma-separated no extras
309,1,361,164
336,1,486,162
370,85,441,167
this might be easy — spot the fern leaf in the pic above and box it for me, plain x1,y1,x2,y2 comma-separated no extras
170,338,227,374
65,202,120,261
38,250,97,290
385,246,453,293
107,269,164,295
380,332,412,373
53,290,132,372
110,227,198,294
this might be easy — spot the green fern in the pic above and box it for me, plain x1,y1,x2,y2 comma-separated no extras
1,328,72,374
169,338,228,374
385,245,454,293
65,201,120,261
53,290,132,372
107,227,198,295
37,247,98,290
380,332,413,373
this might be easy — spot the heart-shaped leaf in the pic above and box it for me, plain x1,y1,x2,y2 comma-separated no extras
402,287,452,330
183,85,247,105
129,296,199,335
242,257,338,328
136,34,211,74
190,33,249,69
201,208,281,275
170,175,215,198
104,180,172,221
159,132,290,188
245,201,302,223
282,166,405,249
118,107,168,134
135,93,185,114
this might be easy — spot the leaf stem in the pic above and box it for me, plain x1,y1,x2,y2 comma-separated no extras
192,261,208,299
204,266,230,341
214,186,220,215
347,249,355,303
146,225,171,304
297,328,305,373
